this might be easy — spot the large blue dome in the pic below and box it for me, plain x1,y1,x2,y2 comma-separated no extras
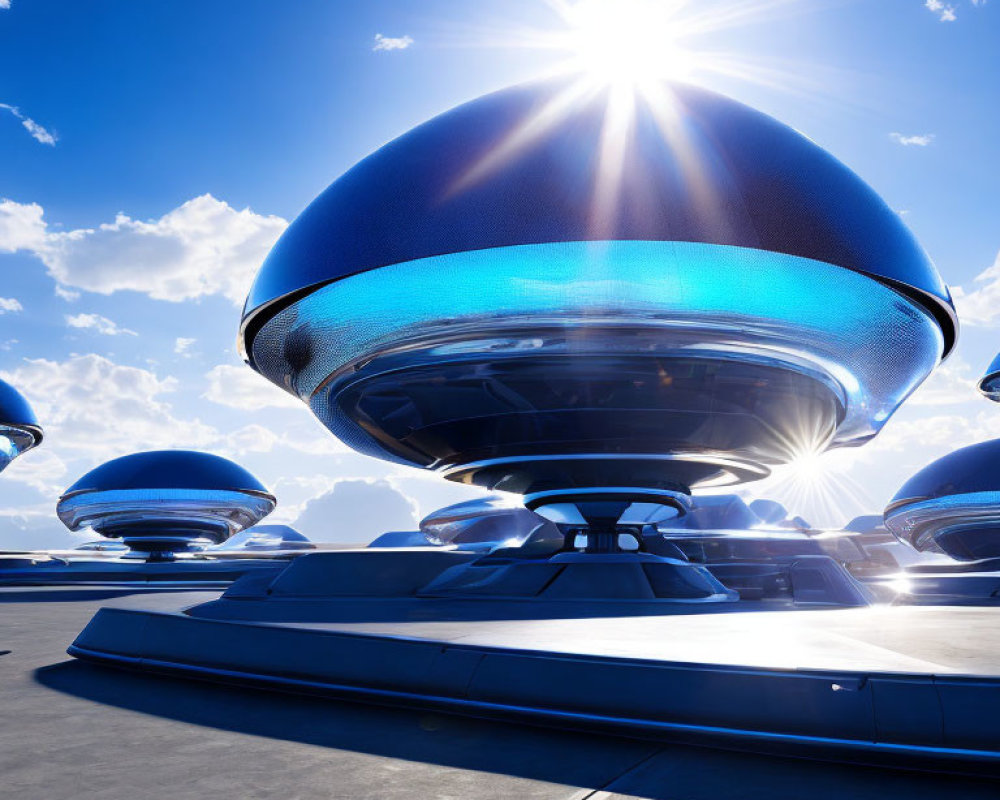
243,79,954,342
240,78,955,500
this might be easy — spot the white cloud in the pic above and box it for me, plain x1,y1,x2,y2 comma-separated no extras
0,354,218,478
925,0,958,21
203,363,301,410
294,478,419,543
0,508,92,551
0,103,57,145
65,312,137,336
0,296,22,313
174,337,196,355
54,284,80,302
373,33,414,51
2,450,68,497
952,250,1000,326
904,354,980,405
866,409,1000,458
0,198,47,252
0,1,10,10
221,423,281,455
0,194,287,305
889,132,935,146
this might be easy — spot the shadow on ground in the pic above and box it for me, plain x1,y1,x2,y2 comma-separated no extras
35,659,1000,799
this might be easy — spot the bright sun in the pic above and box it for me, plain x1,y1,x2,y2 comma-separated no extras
561,0,694,85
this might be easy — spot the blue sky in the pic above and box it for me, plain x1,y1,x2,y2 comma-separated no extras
0,0,997,546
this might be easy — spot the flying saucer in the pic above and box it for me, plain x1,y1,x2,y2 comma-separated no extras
56,450,276,559
884,439,1000,560
0,378,42,473
241,78,953,512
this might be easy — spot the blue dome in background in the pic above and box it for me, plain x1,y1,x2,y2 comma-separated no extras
62,450,271,495
977,353,1000,402
0,377,43,474
57,451,276,555
240,78,956,504
885,439,1000,560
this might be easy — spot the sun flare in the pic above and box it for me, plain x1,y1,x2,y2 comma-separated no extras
558,0,696,86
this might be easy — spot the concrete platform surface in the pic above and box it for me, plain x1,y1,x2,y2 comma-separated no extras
3,587,1000,799
182,597,1000,675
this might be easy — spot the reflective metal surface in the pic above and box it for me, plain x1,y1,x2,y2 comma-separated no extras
419,496,556,547
0,377,43,473
978,352,1000,401
242,79,955,341
239,79,953,501
57,451,276,556
885,439,1000,559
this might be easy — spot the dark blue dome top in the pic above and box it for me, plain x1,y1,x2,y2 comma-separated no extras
242,78,956,355
886,439,1000,513
62,450,272,497
0,377,42,438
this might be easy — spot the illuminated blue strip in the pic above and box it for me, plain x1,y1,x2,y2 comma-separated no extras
253,240,943,446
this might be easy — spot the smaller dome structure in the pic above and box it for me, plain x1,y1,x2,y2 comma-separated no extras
884,439,1000,560
977,353,1000,402
212,524,313,552
57,451,276,558
0,378,42,473
420,496,556,547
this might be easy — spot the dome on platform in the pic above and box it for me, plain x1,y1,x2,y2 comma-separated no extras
57,450,276,556
240,78,954,502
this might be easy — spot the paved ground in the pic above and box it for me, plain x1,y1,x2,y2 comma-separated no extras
2,587,999,799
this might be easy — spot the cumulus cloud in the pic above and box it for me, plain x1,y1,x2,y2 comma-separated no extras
0,509,91,551
373,33,414,51
0,1,10,10
1,450,68,497
65,312,137,336
0,194,287,305
0,198,47,252
952,250,1000,326
0,296,22,313
203,363,301,410
0,103,57,145
889,132,935,146
925,0,958,21
294,479,419,543
0,354,218,476
904,354,980,405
